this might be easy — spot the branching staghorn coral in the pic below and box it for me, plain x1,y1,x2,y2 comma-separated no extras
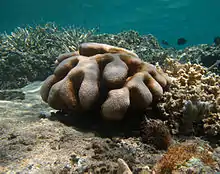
0,23,97,89
0,23,96,57
40,43,171,121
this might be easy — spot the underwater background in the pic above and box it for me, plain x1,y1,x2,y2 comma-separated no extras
1,0,220,48
1,1,220,173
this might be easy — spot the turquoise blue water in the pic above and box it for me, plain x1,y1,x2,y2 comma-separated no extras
1,0,220,47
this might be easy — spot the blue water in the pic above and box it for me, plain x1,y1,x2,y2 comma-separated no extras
1,0,220,47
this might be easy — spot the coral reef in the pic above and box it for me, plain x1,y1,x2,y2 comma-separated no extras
0,24,176,89
1,22,220,173
157,58,220,136
175,44,220,74
0,23,96,89
40,43,170,120
89,31,169,64
1,22,220,90
176,44,220,66
2,81,220,173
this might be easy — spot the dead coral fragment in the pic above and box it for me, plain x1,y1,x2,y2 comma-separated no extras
40,43,170,121
117,158,132,174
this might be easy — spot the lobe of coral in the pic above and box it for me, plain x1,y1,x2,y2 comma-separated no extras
40,75,59,103
79,42,139,58
102,55,128,88
48,78,77,110
77,59,100,110
126,73,153,109
102,87,130,120
55,51,79,65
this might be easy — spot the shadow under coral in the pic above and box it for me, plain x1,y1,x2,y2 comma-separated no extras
47,108,145,138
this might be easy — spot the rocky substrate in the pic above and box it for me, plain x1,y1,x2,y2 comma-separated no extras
0,82,220,173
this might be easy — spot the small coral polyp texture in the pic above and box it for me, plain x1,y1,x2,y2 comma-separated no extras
40,43,170,120
159,58,220,135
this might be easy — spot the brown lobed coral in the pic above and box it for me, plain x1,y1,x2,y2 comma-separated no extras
157,58,220,136
40,43,170,121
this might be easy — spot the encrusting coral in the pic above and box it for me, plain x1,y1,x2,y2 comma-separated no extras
40,43,171,121
157,58,220,136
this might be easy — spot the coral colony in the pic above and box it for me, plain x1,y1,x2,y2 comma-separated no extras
40,43,170,120
1,24,220,173
41,42,220,138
